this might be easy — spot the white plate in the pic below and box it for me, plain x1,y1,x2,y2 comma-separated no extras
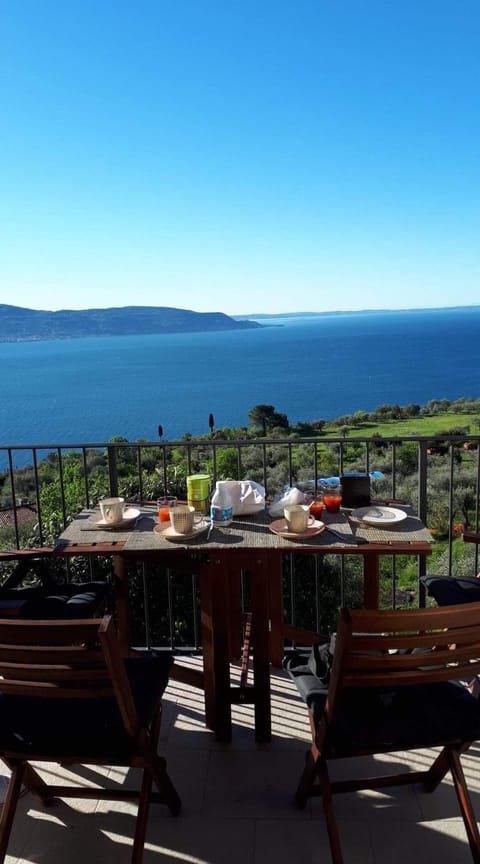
269,518,326,539
154,518,210,541
350,506,407,526
94,507,141,529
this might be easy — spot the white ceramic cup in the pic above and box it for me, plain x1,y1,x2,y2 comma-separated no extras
284,503,311,533
99,497,125,524
169,504,196,534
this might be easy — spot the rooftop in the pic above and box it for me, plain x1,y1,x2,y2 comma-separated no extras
0,505,36,529
3,657,479,863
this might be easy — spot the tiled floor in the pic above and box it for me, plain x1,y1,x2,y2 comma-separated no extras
3,658,480,863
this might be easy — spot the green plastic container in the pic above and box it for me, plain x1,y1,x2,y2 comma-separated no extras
187,474,211,515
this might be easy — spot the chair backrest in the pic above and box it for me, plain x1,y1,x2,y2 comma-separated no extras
0,615,138,738
326,602,480,720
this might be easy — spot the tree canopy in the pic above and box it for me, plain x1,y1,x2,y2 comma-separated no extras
248,404,289,435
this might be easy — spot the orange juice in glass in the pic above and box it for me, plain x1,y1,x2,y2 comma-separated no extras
322,484,343,513
309,497,325,520
157,496,178,522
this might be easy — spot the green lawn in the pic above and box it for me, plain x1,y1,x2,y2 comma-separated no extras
323,412,480,439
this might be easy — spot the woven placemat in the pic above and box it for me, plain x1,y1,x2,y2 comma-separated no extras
346,506,433,544
124,508,363,551
57,508,155,545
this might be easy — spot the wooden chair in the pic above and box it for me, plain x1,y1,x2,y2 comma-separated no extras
286,604,480,864
0,615,181,864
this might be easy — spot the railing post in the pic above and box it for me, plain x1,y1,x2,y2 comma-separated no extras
418,440,428,605
418,441,428,525
57,447,67,528
7,449,20,549
448,444,455,574
288,443,293,487
107,446,119,496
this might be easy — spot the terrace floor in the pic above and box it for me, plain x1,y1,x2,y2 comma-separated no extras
2,656,479,863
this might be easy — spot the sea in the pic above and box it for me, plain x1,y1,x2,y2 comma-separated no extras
1,306,479,467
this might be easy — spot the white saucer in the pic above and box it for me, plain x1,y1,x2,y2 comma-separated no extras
269,518,326,539
350,506,407,526
94,507,141,529
154,518,210,541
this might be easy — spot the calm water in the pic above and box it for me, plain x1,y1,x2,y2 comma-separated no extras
1,307,479,465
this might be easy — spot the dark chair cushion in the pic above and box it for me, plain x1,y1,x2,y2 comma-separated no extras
284,649,331,705
0,581,110,620
421,575,480,606
285,648,480,756
328,682,480,755
0,653,173,758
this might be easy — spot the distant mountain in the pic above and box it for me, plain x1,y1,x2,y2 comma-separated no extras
0,305,262,343
235,305,480,320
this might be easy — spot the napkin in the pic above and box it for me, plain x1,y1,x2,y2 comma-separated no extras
268,487,308,518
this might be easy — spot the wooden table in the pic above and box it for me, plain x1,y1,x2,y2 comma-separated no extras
55,504,433,742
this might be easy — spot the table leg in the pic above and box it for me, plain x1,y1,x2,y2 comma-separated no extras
113,556,130,656
200,553,272,743
251,553,272,742
266,550,285,668
199,555,232,741
227,567,243,659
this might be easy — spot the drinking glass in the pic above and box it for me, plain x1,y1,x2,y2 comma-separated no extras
309,495,325,520
322,484,343,513
157,496,178,522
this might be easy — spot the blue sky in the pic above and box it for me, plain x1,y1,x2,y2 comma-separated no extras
1,1,479,316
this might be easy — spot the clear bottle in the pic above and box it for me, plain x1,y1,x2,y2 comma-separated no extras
210,480,233,526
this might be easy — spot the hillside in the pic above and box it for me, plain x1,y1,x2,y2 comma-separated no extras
0,304,262,342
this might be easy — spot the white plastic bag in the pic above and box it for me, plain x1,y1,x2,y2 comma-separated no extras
220,480,266,515
268,487,307,518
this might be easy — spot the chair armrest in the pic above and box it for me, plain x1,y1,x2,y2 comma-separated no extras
463,532,480,545
0,549,55,591
283,625,330,647
0,548,54,562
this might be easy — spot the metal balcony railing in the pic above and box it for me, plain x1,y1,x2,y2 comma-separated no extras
1,433,479,650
